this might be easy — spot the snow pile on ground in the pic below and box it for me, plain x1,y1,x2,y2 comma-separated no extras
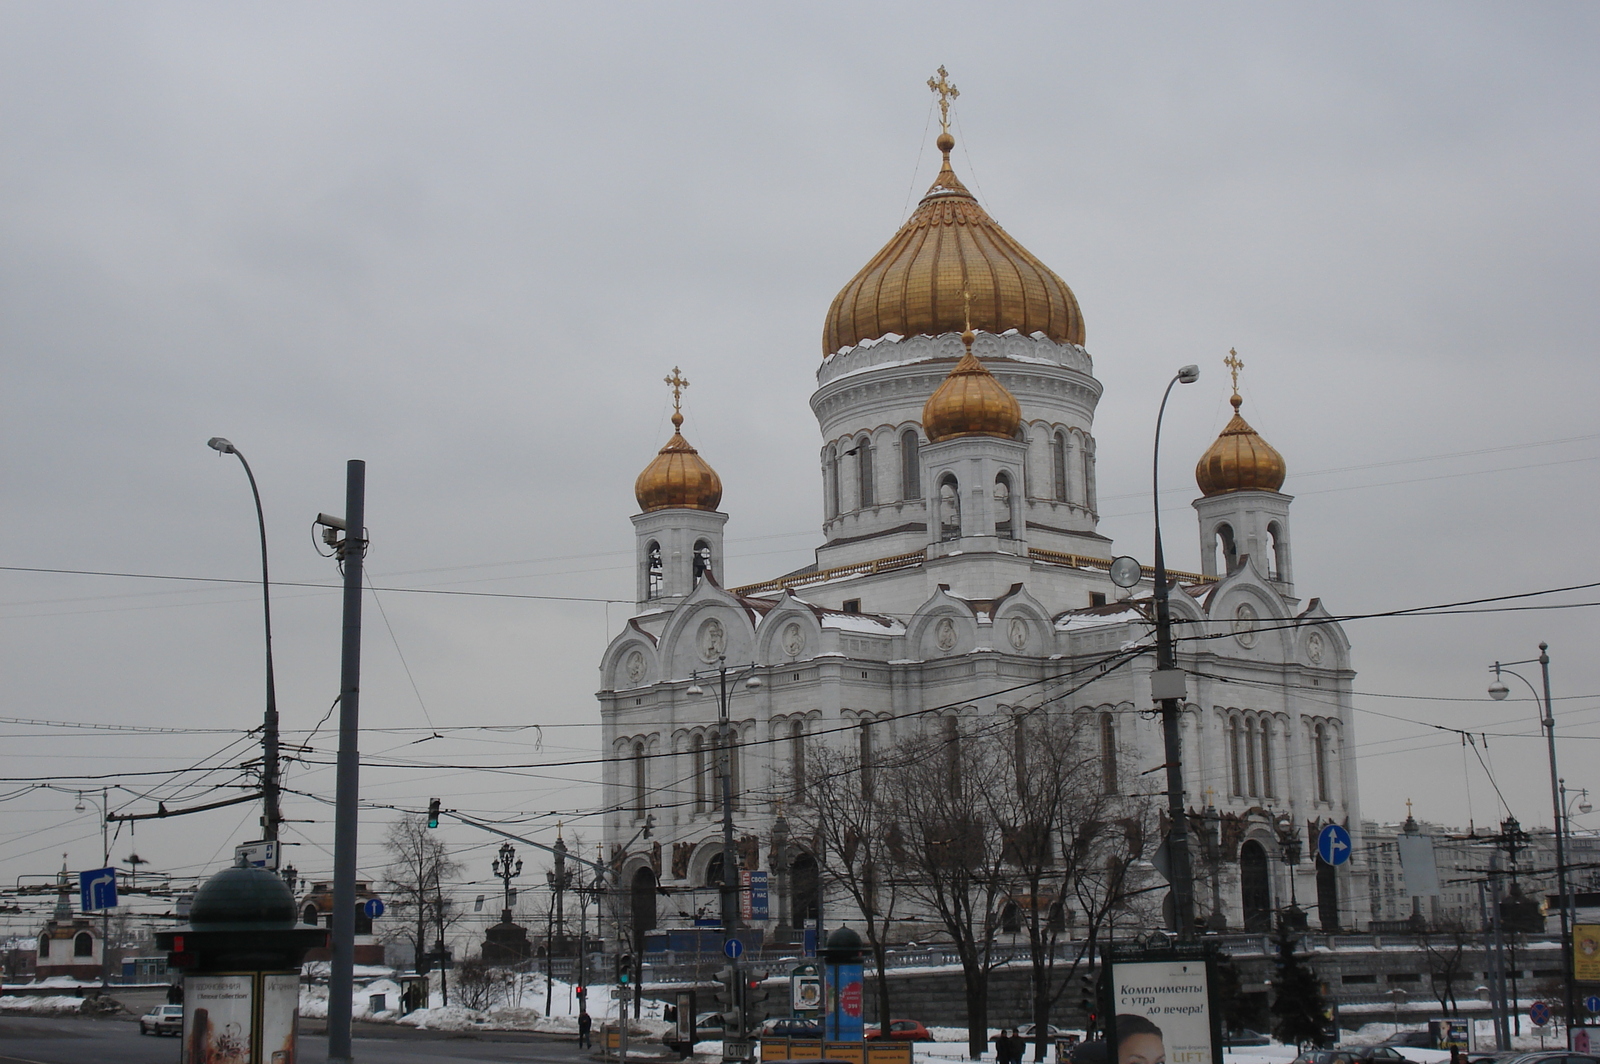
0,995,103,1015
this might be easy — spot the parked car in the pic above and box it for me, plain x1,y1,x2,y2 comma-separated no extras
1381,1032,1437,1049
664,1012,726,1055
1503,1054,1600,1064
1343,1048,1412,1064
761,1017,825,1039
139,1005,184,1036
1017,1024,1067,1041
865,1019,934,1041
1223,1029,1272,1047
1291,1051,1356,1064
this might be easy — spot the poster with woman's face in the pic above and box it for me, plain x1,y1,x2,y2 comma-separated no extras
1112,960,1214,1064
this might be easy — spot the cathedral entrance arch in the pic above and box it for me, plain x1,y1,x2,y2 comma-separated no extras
1240,839,1271,932
790,851,819,930
631,866,658,951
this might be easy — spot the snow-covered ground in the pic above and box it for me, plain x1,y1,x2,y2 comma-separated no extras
0,995,98,1015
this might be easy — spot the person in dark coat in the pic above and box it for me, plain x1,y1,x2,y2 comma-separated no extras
578,1010,592,1048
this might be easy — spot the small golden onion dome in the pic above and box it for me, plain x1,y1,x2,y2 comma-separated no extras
822,132,1085,357
922,329,1023,442
1195,393,1286,496
635,411,723,512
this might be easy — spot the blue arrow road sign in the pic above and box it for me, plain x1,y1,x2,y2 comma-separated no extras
79,868,117,912
364,898,385,919
724,938,744,959
1584,995,1600,1014
1318,824,1352,866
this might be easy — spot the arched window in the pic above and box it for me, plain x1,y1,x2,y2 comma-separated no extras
646,542,663,599
692,540,712,585
706,852,725,888
1260,720,1275,799
857,436,875,508
74,931,93,958
631,867,659,950
38,934,49,959
938,475,961,541
941,715,961,796
690,734,706,812
900,430,921,500
1052,432,1069,501
1229,717,1243,796
354,900,373,935
994,474,1014,538
1240,840,1271,932
859,721,875,799
790,852,819,930
1047,899,1066,933
1245,717,1259,797
827,444,841,518
633,740,647,817
790,720,806,801
1215,524,1238,574
1099,712,1118,794
303,904,320,926
1081,440,1096,511
1000,900,1022,934
1315,724,1330,802
1268,521,1287,580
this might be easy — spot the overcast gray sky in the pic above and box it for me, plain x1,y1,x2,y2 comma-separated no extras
2,2,1597,926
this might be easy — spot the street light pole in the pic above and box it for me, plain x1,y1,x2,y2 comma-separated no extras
1490,644,1573,1038
1152,365,1200,938
206,438,281,843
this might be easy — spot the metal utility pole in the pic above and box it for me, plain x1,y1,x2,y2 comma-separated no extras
206,438,282,842
1490,644,1573,1036
322,461,366,1064
1152,365,1200,937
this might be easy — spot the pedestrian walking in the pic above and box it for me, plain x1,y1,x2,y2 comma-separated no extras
578,1009,593,1049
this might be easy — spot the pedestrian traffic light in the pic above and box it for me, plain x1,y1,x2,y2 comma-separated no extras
714,965,742,1028
426,798,440,829
1078,970,1099,1035
747,970,771,1007
617,953,634,984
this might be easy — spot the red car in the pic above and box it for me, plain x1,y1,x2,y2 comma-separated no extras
866,1020,933,1042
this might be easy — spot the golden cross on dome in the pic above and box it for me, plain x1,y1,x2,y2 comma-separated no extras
1224,348,1244,397
1406,798,1414,818
928,66,959,136
663,366,690,416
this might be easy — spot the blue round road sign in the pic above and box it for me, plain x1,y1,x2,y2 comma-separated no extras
724,938,744,959
1530,1001,1551,1027
1317,824,1352,866
1584,995,1600,1015
364,898,385,919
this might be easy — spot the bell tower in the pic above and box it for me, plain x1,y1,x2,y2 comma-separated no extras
632,368,727,609
1192,351,1294,592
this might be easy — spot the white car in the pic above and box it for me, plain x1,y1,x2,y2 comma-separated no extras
139,1004,184,1036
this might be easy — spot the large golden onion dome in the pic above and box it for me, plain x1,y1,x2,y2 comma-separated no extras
822,130,1085,357
1195,391,1286,497
923,329,1023,442
636,371,724,512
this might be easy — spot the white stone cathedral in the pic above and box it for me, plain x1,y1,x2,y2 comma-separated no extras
598,115,1366,948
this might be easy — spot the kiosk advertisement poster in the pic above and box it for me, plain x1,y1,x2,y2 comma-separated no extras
260,972,301,1063
1574,925,1600,981
827,963,864,1040
1109,955,1219,1064
183,973,254,1064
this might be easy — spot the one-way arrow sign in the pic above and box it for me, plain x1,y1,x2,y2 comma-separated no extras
79,867,118,912
1317,824,1351,866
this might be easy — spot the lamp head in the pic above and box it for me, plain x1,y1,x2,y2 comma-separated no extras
1487,679,1510,701
744,676,763,689
1177,365,1200,385
207,437,237,454
686,683,704,697
1583,796,1594,816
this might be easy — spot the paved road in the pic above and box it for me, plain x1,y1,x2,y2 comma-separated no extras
0,1015,602,1063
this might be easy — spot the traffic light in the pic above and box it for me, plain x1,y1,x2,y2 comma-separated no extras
1078,970,1100,1035
746,970,771,1011
426,798,440,829
617,953,634,984
714,965,742,1029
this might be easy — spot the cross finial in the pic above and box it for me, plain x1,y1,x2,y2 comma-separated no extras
928,66,959,137
1406,798,1414,817
1224,348,1244,398
663,366,690,429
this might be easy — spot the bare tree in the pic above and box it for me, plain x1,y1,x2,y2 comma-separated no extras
788,738,903,1037
883,716,1011,1060
1421,916,1474,1015
381,814,464,986
984,709,1155,1061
